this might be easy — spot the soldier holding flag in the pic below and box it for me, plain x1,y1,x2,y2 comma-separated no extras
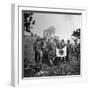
56,39,67,62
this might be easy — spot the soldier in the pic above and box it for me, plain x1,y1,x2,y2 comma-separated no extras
56,39,67,62
66,39,71,62
33,38,43,64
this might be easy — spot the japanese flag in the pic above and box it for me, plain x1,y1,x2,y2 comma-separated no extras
56,46,67,57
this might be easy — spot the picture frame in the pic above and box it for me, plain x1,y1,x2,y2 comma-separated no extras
11,4,87,87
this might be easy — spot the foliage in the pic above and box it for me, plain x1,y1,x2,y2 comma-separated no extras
72,28,80,39
43,26,56,40
24,36,80,77
24,12,36,33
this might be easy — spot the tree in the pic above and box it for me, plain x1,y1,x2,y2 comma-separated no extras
71,29,80,61
24,12,36,33
72,28,80,39
43,26,56,41
54,35,59,41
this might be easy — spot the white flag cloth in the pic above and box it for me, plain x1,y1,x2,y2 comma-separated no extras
56,46,67,57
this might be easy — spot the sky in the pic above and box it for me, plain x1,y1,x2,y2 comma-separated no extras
30,12,81,42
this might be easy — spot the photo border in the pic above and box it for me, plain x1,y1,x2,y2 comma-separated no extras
11,4,87,87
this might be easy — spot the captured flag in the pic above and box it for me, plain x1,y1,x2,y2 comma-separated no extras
56,46,67,57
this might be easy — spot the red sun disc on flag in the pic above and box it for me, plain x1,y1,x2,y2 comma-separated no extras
59,50,64,55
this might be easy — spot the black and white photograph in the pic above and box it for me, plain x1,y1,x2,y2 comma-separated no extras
23,10,81,77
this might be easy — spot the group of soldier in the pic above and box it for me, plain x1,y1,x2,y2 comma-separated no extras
33,37,80,66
